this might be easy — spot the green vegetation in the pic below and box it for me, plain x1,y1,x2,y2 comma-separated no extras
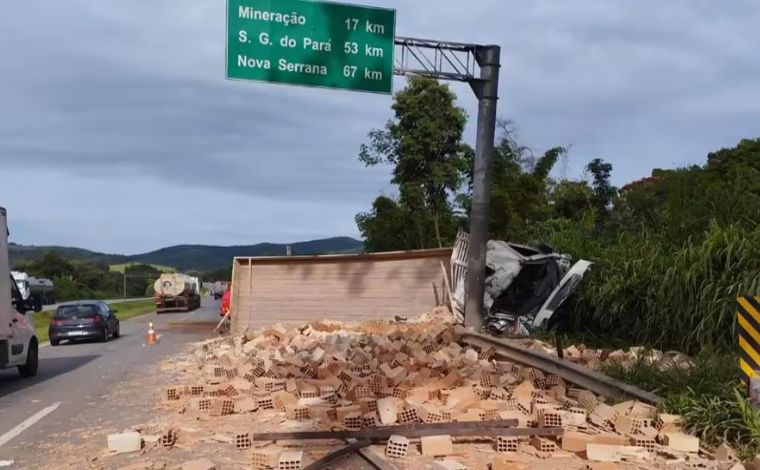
14,251,161,301
32,299,155,343
110,262,174,273
357,77,760,454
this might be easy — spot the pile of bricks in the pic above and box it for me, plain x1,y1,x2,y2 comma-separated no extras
157,309,729,470
519,339,696,372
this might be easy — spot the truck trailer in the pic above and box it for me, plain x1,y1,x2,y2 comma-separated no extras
154,273,201,313
1,207,39,377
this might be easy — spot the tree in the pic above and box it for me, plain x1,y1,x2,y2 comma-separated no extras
550,180,595,222
27,251,74,279
459,122,566,242
356,196,413,252
358,77,468,249
124,264,161,297
586,158,617,216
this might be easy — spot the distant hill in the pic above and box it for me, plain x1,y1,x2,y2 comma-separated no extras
135,237,364,271
9,237,364,272
9,243,127,266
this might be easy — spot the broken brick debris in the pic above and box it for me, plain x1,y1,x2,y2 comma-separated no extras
144,308,718,470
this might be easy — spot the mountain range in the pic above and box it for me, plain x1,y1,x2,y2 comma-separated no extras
9,237,364,271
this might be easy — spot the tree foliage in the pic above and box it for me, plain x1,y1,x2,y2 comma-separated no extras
458,122,567,241
357,77,468,249
14,252,161,300
15,251,121,300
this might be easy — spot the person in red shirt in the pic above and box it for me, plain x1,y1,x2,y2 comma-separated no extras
220,287,232,318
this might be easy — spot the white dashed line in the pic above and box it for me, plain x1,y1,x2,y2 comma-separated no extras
0,402,62,448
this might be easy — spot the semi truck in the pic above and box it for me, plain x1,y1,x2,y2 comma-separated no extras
154,273,201,313
0,207,40,377
12,271,56,312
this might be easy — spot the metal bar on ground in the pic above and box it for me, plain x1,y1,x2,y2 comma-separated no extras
461,332,663,405
252,422,565,442
302,440,372,470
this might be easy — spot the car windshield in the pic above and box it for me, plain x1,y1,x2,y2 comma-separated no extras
55,305,98,318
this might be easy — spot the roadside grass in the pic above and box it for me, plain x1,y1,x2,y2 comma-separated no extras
32,299,155,343
109,263,175,273
603,350,760,459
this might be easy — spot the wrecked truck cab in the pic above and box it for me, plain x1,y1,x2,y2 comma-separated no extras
452,234,591,336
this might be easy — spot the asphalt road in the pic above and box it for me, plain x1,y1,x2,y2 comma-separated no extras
0,298,223,468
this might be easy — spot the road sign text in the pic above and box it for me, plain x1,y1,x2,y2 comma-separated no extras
227,0,396,94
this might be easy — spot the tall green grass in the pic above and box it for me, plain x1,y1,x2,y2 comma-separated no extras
536,222,760,353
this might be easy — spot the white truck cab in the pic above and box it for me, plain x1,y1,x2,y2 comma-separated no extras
0,206,39,377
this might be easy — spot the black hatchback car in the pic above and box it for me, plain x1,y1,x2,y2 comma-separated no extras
49,301,121,346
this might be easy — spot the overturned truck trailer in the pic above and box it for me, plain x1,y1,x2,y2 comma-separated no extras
154,273,201,313
230,249,452,334
451,231,591,336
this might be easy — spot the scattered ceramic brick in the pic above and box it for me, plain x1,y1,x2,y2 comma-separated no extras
235,397,259,413
386,435,410,459
495,436,518,454
421,435,454,457
251,448,283,469
166,310,710,470
587,444,649,463
278,451,303,470
107,432,142,454
377,397,398,425
663,432,699,453
561,432,596,453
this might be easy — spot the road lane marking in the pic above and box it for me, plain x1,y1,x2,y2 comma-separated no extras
0,402,62,448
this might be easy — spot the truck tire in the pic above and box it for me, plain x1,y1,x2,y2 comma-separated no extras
18,339,38,378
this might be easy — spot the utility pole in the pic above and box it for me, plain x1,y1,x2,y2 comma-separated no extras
123,272,127,299
394,39,501,330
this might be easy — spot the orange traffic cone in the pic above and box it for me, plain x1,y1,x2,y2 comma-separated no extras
147,322,158,345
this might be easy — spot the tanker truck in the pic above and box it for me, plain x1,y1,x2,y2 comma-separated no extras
154,273,201,313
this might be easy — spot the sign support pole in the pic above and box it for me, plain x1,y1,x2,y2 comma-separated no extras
464,46,501,329
393,39,501,330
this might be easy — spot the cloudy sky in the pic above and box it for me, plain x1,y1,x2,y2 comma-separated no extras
1,0,758,254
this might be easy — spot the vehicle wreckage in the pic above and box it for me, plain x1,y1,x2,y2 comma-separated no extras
451,231,592,335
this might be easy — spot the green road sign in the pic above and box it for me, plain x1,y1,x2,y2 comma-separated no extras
226,0,396,94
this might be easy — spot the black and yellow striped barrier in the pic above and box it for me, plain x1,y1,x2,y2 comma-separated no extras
738,296,760,384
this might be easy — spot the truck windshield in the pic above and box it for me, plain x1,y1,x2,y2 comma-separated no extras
55,305,98,318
